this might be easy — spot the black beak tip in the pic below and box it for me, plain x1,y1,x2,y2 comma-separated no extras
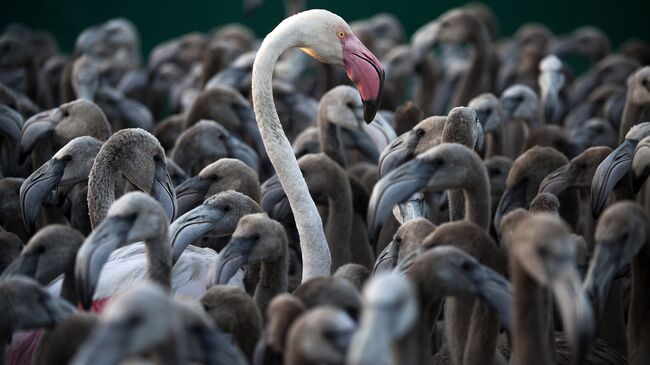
80,296,92,311
591,199,604,219
362,98,380,124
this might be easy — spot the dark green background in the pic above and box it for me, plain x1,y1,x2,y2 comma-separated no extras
2,0,649,57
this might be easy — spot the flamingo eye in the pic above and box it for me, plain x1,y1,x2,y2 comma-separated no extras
337,31,345,39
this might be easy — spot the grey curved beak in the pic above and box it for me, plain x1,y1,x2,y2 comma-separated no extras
174,176,210,216
43,293,77,326
372,240,399,275
169,204,225,265
582,241,621,318
19,109,60,163
340,127,380,164
20,158,67,234
1,253,38,279
226,134,261,174
233,103,268,165
152,165,177,223
193,323,248,365
261,174,292,221
539,164,575,196
368,158,435,244
75,215,135,310
551,265,595,365
378,133,413,177
212,237,253,286
591,139,636,218
493,180,528,234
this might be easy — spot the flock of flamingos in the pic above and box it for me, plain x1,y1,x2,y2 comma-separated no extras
1,1,650,364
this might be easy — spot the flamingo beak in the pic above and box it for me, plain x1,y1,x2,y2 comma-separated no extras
343,35,385,124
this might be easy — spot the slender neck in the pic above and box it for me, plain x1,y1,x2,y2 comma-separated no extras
252,24,331,281
146,229,172,292
450,26,489,108
511,260,555,365
485,131,501,158
61,264,77,304
414,57,437,116
464,169,491,230
318,118,347,168
87,151,117,229
396,314,432,365
325,180,353,272
619,97,643,144
446,240,501,365
255,242,289,316
463,302,503,365
628,244,650,364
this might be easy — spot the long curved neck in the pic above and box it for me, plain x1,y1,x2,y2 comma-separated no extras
450,25,490,108
325,178,353,272
254,241,289,316
414,57,437,116
461,165,491,230
318,118,347,168
253,25,331,281
88,150,126,229
628,243,650,364
463,302,503,365
485,130,502,158
511,259,555,365
61,263,78,304
146,228,172,291
88,151,117,229
619,94,643,144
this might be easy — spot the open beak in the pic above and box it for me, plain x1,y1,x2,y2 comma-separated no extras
152,165,177,223
591,139,636,218
343,35,385,123
174,176,210,216
212,236,254,285
75,215,134,310
19,108,62,163
493,179,528,234
393,192,427,224
540,164,575,196
169,204,225,265
582,241,621,317
551,265,595,365
20,158,67,234
368,158,435,243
